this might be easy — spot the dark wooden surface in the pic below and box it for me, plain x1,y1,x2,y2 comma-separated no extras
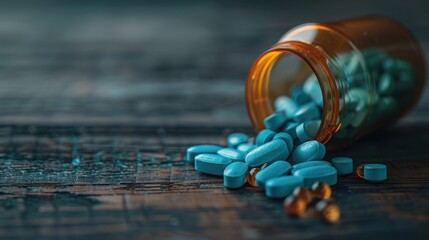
0,1,428,239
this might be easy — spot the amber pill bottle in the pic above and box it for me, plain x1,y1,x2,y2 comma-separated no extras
245,16,426,149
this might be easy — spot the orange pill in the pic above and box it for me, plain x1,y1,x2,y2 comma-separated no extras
356,164,364,179
283,196,307,216
315,200,341,224
311,181,332,200
261,162,269,170
247,168,260,187
292,186,314,204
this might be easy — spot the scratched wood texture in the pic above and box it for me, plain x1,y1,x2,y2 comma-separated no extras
0,1,428,239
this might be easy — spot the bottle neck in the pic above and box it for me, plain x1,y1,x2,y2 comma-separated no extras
245,41,342,145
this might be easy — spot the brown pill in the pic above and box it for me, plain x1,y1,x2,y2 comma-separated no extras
356,164,364,179
283,196,307,216
292,186,314,204
315,200,341,224
246,168,260,187
311,181,332,200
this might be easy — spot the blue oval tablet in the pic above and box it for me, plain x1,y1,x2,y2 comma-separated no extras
236,143,257,155
264,112,287,131
186,145,223,163
289,140,326,165
273,132,294,153
293,165,337,187
291,160,331,175
245,140,289,167
275,96,299,117
331,157,353,175
303,74,323,107
364,164,387,182
224,162,248,189
291,85,312,105
293,102,321,123
295,120,320,144
255,129,276,146
227,133,249,148
217,148,245,162
194,154,232,176
255,161,291,189
283,122,299,140
265,176,304,199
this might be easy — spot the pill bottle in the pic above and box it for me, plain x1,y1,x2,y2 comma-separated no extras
246,16,426,149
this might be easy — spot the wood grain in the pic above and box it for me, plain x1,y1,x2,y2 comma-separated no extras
0,1,428,239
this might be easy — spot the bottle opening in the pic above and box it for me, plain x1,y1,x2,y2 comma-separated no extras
246,43,340,146
269,52,324,140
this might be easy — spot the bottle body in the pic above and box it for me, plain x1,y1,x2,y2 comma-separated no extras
246,16,425,149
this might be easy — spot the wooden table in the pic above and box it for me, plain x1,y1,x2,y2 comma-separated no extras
0,1,428,239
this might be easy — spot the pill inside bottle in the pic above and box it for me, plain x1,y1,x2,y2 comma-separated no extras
246,16,426,149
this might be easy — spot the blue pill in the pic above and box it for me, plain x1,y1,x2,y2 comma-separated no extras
265,176,304,198
364,164,387,182
303,74,323,107
295,120,321,143
331,157,353,175
255,161,291,189
186,145,223,163
264,112,287,131
293,102,321,123
194,154,232,176
245,140,289,167
236,143,257,154
275,96,299,117
291,85,312,105
217,148,245,162
273,132,294,152
289,140,326,165
291,160,331,175
227,133,249,148
224,162,248,189
283,122,299,140
293,165,337,187
255,129,276,146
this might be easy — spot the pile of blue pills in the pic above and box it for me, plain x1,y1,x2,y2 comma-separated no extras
187,132,352,197
186,85,388,220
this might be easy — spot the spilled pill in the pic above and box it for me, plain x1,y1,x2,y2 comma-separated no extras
364,164,387,182
186,145,223,163
224,162,248,189
283,195,307,216
293,165,337,187
291,160,331,175
311,181,332,200
283,122,299,140
265,176,304,199
289,140,326,165
217,148,245,162
245,140,289,167
331,157,353,175
227,133,249,148
273,132,294,152
295,120,321,143
194,154,232,176
236,143,257,154
247,168,260,187
255,160,291,189
255,129,276,146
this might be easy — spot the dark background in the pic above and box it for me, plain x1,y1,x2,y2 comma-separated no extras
0,1,428,239
0,0,427,126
